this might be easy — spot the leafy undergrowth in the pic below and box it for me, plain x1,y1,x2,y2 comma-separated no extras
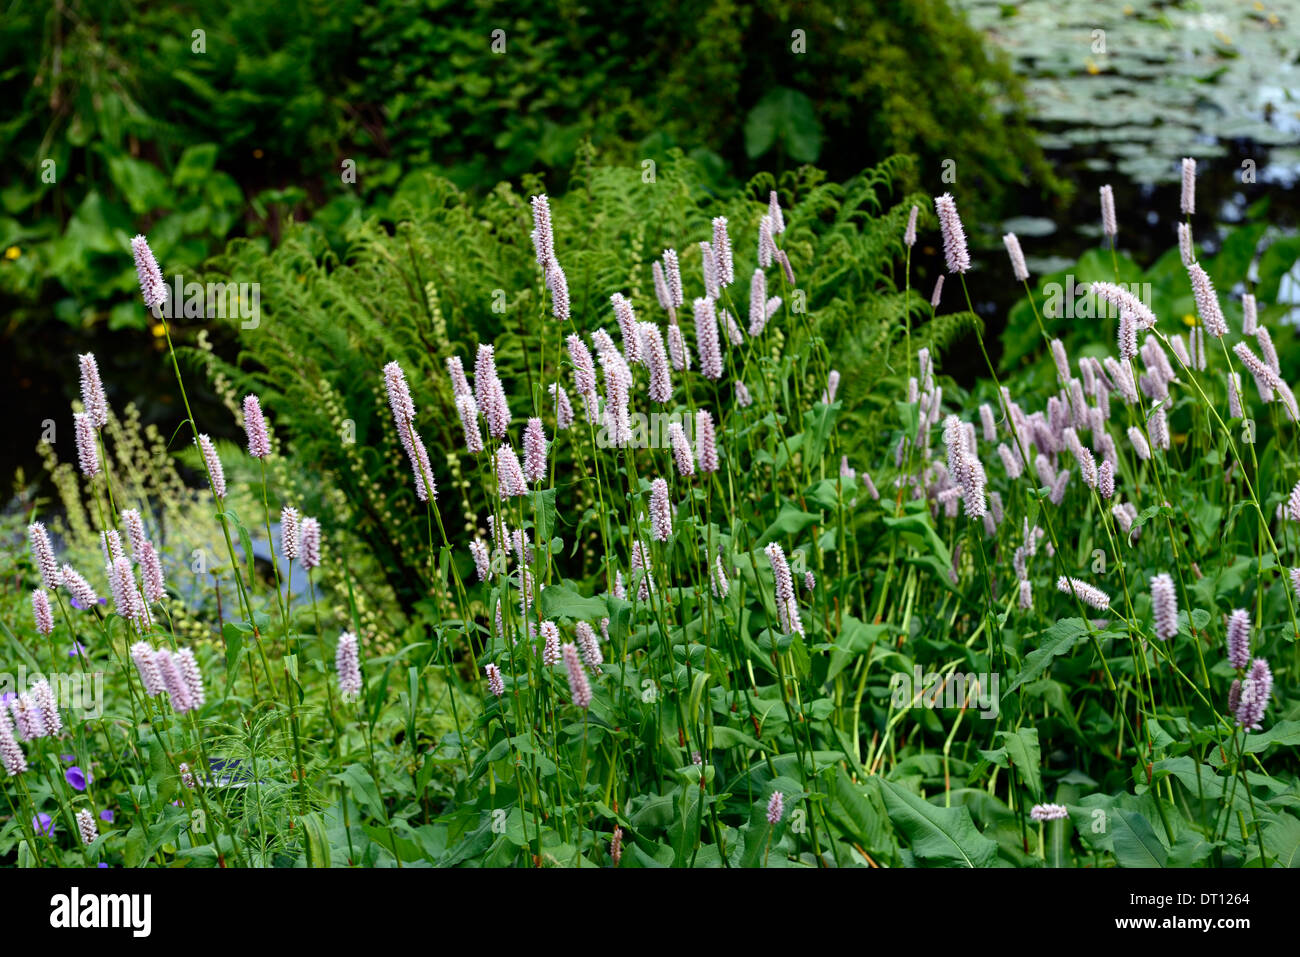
2,158,1298,868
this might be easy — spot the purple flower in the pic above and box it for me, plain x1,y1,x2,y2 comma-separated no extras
523,417,548,484
28,522,60,592
766,790,784,825
131,235,168,312
66,766,87,791
32,812,54,837
74,412,101,477
99,809,114,823
195,434,227,499
68,641,87,658
242,394,272,458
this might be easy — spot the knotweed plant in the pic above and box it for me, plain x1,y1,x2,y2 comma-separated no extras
3,152,1295,872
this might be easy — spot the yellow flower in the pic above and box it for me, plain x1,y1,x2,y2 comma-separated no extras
151,322,167,339
1085,57,1101,75
1182,314,1197,327
4,246,19,260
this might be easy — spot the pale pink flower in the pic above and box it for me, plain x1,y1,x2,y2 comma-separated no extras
611,294,642,364
766,790,784,825
540,621,561,666
1150,573,1178,640
934,193,970,273
1180,157,1196,215
129,642,163,697
700,242,719,298
242,394,271,458
1099,185,1117,238
695,410,718,473
140,541,166,603
336,631,363,702
196,434,226,499
446,355,472,398
74,412,100,477
1188,262,1228,337
930,274,944,309
456,394,484,454
1002,232,1029,283
523,418,548,484
108,557,145,624
667,322,691,372
904,204,919,247
663,248,684,308
1056,575,1110,610
749,269,768,336
642,323,673,403
693,297,723,381
131,234,168,312
76,809,98,846
562,643,592,709
496,444,528,499
769,190,785,234
300,517,321,570
31,589,53,636
649,478,672,542
475,344,511,439
27,523,59,591
60,564,97,608
711,217,734,287
78,353,109,428
1226,608,1251,670
668,422,695,477
281,506,300,561
484,662,504,698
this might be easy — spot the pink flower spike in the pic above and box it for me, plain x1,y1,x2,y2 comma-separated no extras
131,235,168,312
29,522,60,591
242,394,271,458
78,353,109,428
562,642,592,709
523,418,548,484
300,518,321,570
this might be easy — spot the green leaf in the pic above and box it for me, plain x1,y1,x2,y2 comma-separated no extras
301,812,332,868
1262,813,1300,867
530,487,559,541
878,778,998,867
743,86,823,163
538,584,607,621
1004,618,1090,694
758,504,821,545
997,727,1042,801
826,616,890,684
1243,720,1300,754
338,764,387,823
172,143,219,188
1110,809,1168,867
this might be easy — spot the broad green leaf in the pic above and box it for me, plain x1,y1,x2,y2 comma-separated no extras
1004,618,1089,694
1111,809,1168,868
997,727,1042,801
878,778,998,867
539,584,607,621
